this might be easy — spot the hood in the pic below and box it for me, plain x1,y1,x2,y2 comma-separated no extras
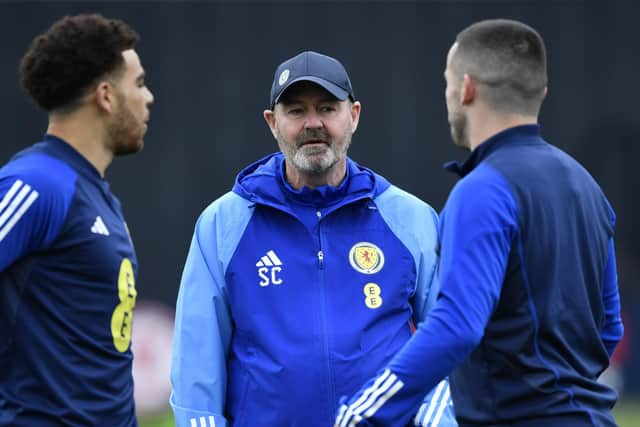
232,152,390,211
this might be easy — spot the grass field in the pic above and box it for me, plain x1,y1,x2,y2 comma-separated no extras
139,397,640,427
613,398,640,427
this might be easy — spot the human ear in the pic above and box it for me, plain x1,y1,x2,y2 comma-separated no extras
263,109,278,139
461,74,476,105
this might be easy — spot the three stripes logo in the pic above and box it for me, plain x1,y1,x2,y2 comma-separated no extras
256,249,283,287
413,379,452,427
0,179,39,243
190,416,216,427
335,369,405,427
91,216,110,236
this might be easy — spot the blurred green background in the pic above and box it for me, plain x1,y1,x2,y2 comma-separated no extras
614,399,640,427
140,398,640,427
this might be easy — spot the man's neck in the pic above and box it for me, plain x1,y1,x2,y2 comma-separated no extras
284,159,347,190
468,112,538,152
47,112,112,177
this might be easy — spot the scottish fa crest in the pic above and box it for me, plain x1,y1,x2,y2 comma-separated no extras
349,242,384,274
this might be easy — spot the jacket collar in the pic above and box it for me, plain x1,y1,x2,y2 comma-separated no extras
232,152,389,211
444,124,542,177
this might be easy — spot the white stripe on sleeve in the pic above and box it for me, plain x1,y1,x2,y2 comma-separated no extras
0,183,32,228
419,380,447,426
0,179,24,213
338,369,392,427
429,384,451,427
414,403,428,426
0,188,39,242
341,370,404,427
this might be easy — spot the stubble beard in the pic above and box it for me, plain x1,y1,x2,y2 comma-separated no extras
449,110,470,150
108,96,145,157
279,129,352,175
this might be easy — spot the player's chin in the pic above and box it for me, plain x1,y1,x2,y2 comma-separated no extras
115,138,144,156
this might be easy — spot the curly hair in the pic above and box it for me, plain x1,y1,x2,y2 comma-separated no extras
19,14,139,112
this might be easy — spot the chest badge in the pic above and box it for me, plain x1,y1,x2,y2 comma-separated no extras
349,242,384,274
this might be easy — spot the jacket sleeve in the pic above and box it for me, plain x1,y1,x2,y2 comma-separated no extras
170,208,234,427
600,237,623,357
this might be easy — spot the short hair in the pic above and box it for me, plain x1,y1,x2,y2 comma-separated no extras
452,19,547,116
19,14,139,112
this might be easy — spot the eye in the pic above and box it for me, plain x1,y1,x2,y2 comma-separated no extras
287,107,304,116
319,105,336,113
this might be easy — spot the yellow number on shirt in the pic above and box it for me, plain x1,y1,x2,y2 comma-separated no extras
111,258,137,352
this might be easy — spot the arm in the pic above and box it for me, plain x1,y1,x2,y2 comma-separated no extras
170,210,233,427
410,206,440,325
372,186,440,325
406,203,457,427
336,166,517,426
371,187,456,426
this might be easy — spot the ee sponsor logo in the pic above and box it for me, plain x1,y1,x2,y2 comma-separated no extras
363,282,382,309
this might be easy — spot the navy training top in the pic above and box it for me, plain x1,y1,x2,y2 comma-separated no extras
337,125,623,427
0,135,138,426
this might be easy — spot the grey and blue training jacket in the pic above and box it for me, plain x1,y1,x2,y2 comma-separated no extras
170,153,456,427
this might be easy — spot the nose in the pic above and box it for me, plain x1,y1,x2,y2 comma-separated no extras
304,110,322,129
146,87,155,105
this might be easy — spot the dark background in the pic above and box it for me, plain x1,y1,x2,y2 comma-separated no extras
1,0,638,394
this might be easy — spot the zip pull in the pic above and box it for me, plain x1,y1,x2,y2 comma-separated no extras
317,250,325,269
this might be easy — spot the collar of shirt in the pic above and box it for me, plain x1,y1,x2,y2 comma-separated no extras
42,133,106,185
443,124,542,178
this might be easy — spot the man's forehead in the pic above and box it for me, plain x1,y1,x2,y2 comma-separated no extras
278,81,339,103
121,49,143,74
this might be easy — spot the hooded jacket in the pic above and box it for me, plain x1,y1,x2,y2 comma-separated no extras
170,153,455,427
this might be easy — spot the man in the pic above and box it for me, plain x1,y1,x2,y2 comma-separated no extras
170,51,456,427
0,14,153,426
336,19,624,427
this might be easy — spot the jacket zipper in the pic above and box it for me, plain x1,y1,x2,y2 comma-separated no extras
316,209,335,418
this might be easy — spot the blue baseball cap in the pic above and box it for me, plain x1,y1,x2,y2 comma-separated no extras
269,51,356,108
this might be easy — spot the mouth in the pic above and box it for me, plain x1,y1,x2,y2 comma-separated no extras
299,139,328,148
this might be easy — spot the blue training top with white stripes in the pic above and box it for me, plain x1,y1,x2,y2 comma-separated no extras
0,134,139,426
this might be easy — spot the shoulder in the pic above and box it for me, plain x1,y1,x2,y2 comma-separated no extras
195,191,254,237
199,192,253,221
375,184,438,227
1,151,78,198
191,191,255,267
374,184,439,252
451,162,512,203
0,151,78,253
445,163,518,230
